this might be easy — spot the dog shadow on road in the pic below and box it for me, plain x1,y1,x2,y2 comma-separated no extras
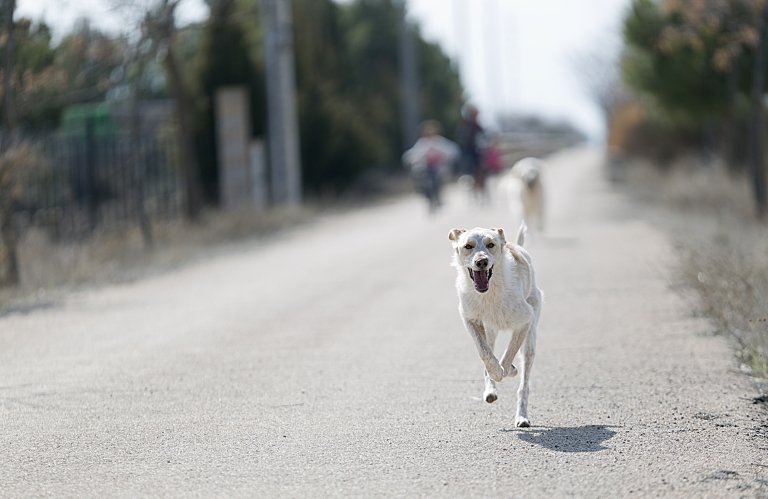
502,425,617,453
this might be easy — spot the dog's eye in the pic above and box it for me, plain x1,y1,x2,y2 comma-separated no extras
464,244,473,250
487,243,495,249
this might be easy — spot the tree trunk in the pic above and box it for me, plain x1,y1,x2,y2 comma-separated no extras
0,0,19,286
750,6,768,218
130,104,153,248
722,63,738,168
2,0,15,147
163,43,202,221
0,214,18,285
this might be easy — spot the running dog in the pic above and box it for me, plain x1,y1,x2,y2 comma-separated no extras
500,157,545,232
448,223,542,427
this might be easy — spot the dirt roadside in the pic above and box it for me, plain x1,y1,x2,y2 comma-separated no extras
615,157,768,389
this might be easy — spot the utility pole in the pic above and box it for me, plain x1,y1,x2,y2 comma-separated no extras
484,0,499,121
750,4,768,217
452,0,469,88
398,0,420,151
262,0,302,205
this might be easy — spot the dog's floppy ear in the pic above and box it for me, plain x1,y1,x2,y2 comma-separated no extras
492,228,506,243
448,228,466,241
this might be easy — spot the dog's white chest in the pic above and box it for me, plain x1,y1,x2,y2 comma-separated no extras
457,272,530,331
461,292,527,330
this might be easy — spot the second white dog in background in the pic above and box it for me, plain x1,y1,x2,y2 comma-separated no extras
499,157,546,232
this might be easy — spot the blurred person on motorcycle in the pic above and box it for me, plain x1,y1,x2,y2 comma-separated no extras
402,120,460,213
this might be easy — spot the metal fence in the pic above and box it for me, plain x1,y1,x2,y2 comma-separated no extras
14,131,185,239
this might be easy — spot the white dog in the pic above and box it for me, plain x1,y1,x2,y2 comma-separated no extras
500,157,545,232
448,223,542,427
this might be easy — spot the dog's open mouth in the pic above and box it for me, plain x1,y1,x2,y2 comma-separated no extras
468,267,493,293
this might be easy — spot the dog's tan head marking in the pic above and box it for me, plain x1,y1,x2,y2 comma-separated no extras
492,228,506,244
448,228,466,241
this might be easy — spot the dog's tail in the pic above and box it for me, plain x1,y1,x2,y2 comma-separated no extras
516,221,527,246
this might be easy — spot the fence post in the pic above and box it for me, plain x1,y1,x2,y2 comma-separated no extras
85,116,98,231
131,106,153,248
249,138,267,210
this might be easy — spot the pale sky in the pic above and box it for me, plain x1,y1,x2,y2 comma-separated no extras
17,0,629,139
406,0,629,139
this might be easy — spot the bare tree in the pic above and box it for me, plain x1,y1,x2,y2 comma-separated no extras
0,152,19,284
572,38,628,126
145,0,203,220
116,40,156,247
0,144,40,285
115,0,203,220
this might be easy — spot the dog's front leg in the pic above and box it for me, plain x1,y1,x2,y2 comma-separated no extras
499,320,531,379
483,327,499,403
483,370,498,403
463,318,504,382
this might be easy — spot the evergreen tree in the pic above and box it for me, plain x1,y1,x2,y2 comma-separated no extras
340,0,402,162
622,0,755,126
418,36,463,144
292,0,382,194
339,0,462,162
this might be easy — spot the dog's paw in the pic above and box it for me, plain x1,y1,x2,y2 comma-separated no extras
504,364,518,378
484,391,498,404
515,416,530,428
486,361,504,383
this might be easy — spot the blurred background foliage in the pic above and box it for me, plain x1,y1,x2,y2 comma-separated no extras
0,18,125,129
609,0,768,374
617,0,764,164
0,0,463,201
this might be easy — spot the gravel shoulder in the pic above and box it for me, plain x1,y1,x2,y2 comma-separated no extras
0,147,766,498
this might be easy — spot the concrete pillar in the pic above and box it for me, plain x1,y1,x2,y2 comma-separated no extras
249,138,267,209
215,86,252,209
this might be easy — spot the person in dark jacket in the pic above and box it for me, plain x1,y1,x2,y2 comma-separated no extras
456,105,486,201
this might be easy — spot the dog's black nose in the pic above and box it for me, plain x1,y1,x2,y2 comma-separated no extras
476,257,489,269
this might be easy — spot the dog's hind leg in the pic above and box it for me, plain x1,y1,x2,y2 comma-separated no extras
515,320,537,428
535,192,545,232
483,327,499,403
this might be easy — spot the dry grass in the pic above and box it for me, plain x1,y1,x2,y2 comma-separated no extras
0,204,316,312
0,171,413,313
623,155,755,217
12,205,312,287
623,156,768,376
678,230,768,374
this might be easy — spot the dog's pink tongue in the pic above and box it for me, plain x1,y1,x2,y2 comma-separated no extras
472,270,489,291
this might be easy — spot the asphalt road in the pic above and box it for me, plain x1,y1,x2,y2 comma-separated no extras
1,148,766,498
